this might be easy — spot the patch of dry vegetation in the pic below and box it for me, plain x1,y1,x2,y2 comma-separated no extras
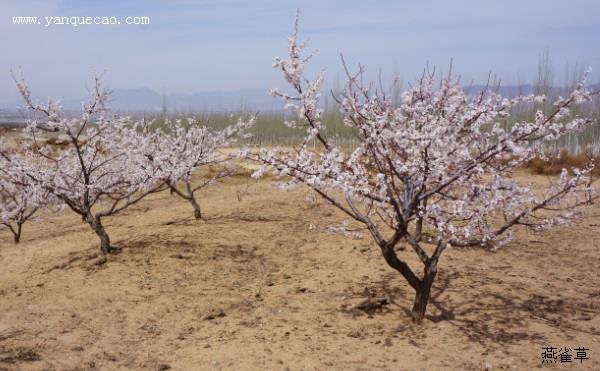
524,151,600,176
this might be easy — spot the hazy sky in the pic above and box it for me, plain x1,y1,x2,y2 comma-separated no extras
2,0,599,102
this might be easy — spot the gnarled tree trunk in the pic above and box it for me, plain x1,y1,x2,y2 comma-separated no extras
379,239,443,324
189,197,202,219
169,181,203,220
13,223,22,244
3,222,23,244
410,261,438,323
86,214,114,255
185,182,202,220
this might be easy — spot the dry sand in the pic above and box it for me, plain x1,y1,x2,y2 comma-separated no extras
0,175,599,370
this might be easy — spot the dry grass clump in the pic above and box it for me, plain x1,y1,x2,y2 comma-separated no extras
199,164,254,179
524,150,600,176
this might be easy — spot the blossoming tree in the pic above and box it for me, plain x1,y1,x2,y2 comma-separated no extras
252,14,598,323
8,72,165,261
0,143,55,243
136,116,254,219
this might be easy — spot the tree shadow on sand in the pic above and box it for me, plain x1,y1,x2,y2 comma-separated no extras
350,270,599,347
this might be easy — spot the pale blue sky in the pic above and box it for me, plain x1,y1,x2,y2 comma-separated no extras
2,0,599,102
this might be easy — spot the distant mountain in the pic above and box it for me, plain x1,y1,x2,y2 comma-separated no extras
0,87,279,113
110,88,162,111
469,83,600,97
1,84,598,114
168,89,280,113
60,87,279,113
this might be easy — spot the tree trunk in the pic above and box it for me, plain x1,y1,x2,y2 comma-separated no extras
86,215,114,255
189,196,202,220
410,262,437,323
13,223,22,244
379,238,445,324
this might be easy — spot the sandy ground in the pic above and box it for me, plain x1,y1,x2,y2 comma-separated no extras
0,174,599,370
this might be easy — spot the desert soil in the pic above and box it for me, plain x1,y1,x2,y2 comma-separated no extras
0,174,599,370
